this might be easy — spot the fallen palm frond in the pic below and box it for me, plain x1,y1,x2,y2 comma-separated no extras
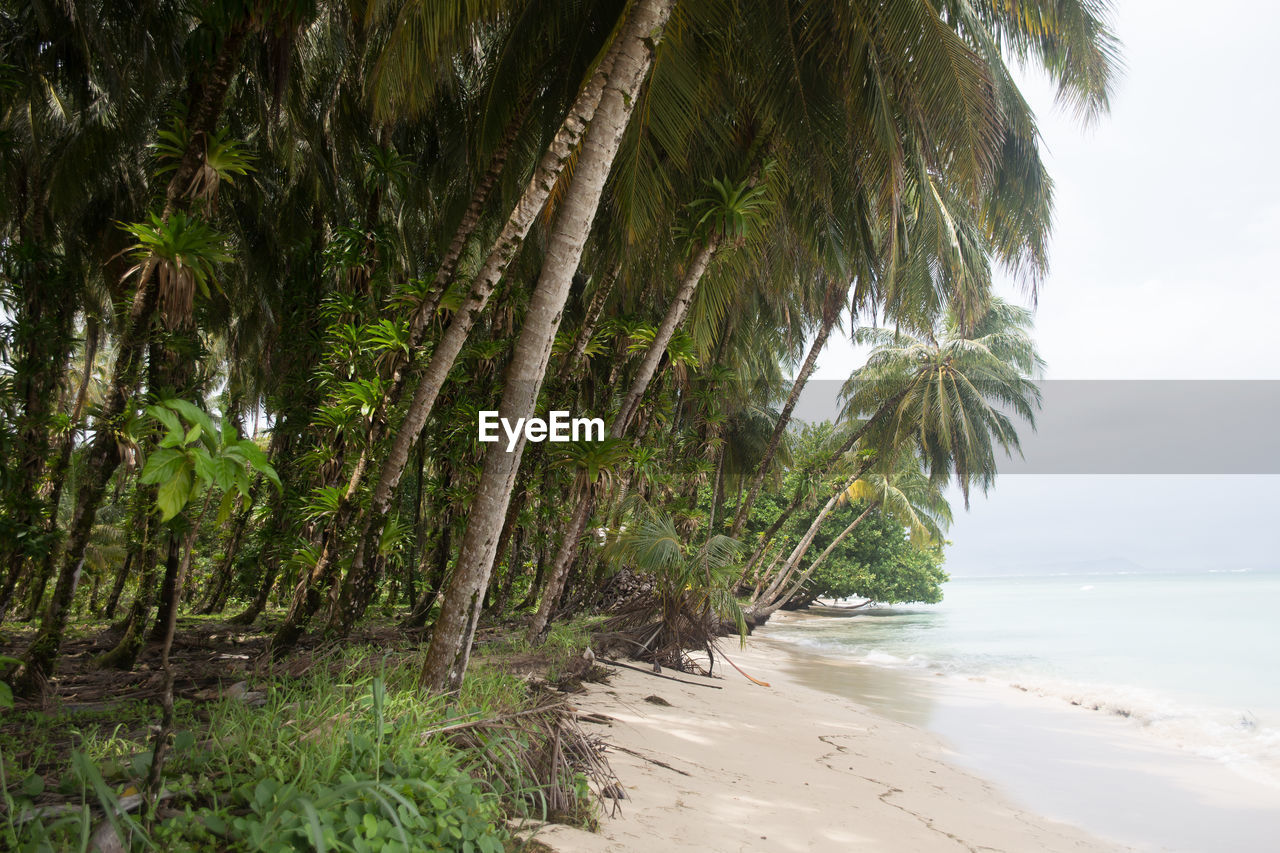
427,696,622,826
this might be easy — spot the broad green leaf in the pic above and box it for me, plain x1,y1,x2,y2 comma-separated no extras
215,489,237,526
156,462,194,521
148,404,182,436
164,398,216,439
192,447,219,488
216,456,243,494
139,447,186,485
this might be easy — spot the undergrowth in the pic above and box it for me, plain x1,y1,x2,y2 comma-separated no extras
1,644,607,851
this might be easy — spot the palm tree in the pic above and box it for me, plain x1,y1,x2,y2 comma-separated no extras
745,297,1041,627
419,0,678,692
752,448,951,617
283,0,636,645
599,507,745,671
527,175,770,640
14,9,265,694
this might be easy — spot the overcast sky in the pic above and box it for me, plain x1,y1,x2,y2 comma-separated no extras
814,0,1280,577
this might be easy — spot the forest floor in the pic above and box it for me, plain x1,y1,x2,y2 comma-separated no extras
0,612,608,850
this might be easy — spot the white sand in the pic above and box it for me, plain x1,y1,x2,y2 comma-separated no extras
533,636,1120,852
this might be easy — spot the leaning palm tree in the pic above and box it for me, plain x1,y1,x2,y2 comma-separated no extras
527,174,771,640
419,0,678,692
746,297,1041,626
752,448,952,616
598,508,745,672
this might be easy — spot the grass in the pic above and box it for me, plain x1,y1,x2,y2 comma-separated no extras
1,623,614,852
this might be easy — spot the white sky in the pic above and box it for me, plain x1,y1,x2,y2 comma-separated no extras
814,0,1280,576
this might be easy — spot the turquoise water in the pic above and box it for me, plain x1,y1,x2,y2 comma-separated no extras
767,571,1280,782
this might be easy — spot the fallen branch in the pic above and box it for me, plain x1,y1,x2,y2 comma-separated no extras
719,650,770,687
600,657,722,689
607,744,692,777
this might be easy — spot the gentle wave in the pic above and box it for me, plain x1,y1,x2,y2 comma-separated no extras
770,629,1280,789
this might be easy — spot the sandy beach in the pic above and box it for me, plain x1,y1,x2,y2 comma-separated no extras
533,635,1117,852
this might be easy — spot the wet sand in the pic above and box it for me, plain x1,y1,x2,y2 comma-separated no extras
534,636,1118,852
763,614,1280,852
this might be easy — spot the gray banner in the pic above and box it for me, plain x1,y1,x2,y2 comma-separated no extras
792,380,1280,474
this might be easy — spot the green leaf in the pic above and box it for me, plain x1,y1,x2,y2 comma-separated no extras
215,490,237,526
216,456,244,493
139,447,186,485
192,447,220,488
164,398,216,440
156,462,194,521
0,682,12,710
148,404,183,436
184,423,203,445
22,773,45,797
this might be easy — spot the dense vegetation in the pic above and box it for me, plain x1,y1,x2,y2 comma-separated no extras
0,0,1117,847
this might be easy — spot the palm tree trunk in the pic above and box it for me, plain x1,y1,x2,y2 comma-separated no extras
730,275,845,538
776,504,875,606
407,441,426,606
322,23,637,640
400,466,454,630
96,529,166,671
755,504,875,619
528,237,719,640
0,186,77,624
746,460,874,625
230,544,281,626
102,551,133,620
736,386,907,582
560,261,622,380
198,492,254,614
420,0,675,692
144,498,211,805
293,26,629,645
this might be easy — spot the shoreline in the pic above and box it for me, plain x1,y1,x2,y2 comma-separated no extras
765,605,1280,852
534,633,1118,852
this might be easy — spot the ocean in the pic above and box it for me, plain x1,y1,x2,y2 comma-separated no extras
762,571,1280,850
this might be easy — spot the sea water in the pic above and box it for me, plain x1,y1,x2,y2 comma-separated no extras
765,571,1280,788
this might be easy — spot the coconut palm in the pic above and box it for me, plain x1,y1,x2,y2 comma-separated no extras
526,175,771,640
751,449,952,617
745,297,1041,627
419,0,678,691
598,507,745,671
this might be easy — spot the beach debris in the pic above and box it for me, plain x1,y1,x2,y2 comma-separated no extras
422,699,622,819
607,744,692,777
600,657,723,689
719,650,770,687
643,694,672,707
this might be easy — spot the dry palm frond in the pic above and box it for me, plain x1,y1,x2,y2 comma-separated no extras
424,698,621,824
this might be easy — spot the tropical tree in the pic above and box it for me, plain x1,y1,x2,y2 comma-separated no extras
745,297,1041,626
750,448,951,618
599,507,746,671
419,0,678,692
